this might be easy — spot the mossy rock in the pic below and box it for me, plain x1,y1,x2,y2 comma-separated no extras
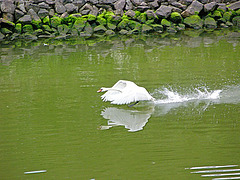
33,29,43,35
22,33,38,40
204,17,217,29
142,24,153,33
15,23,22,33
161,19,171,27
117,19,130,30
223,11,232,21
134,11,141,18
232,16,240,28
105,29,115,36
73,18,87,32
107,22,117,30
43,16,50,25
70,28,79,36
236,9,240,16
42,25,52,32
212,10,222,19
1,28,12,34
170,12,183,24
167,27,177,33
84,22,93,34
94,24,107,34
32,20,42,29
137,13,147,23
22,24,34,33
128,20,141,30
183,15,203,29
145,19,155,25
119,29,129,35
151,24,163,32
51,16,62,28
87,14,96,21
57,24,70,35
97,16,107,25
176,23,185,31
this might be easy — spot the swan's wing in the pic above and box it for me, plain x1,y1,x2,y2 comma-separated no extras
112,80,127,90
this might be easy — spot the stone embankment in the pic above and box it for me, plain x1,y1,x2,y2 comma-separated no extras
0,0,240,40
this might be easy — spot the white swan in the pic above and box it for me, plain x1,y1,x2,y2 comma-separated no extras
97,80,155,106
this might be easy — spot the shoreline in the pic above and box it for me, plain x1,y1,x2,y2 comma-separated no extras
0,0,240,41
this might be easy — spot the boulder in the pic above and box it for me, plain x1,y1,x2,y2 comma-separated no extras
228,1,240,11
204,2,217,13
170,12,183,23
114,0,126,11
18,15,32,23
181,0,203,18
204,17,217,29
65,3,78,13
15,9,25,20
1,1,15,14
38,9,49,19
55,2,66,14
183,15,203,29
28,9,41,21
156,5,173,18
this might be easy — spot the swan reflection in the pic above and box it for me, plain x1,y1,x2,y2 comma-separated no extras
100,106,154,132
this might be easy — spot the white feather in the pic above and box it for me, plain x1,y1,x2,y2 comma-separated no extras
98,80,155,105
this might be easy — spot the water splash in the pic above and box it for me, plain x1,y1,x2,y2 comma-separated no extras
153,87,222,104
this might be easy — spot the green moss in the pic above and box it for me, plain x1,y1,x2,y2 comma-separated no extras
170,12,183,23
161,19,171,27
223,11,232,21
151,24,163,32
32,20,42,29
88,14,96,21
145,19,154,25
236,9,240,16
22,25,33,33
15,23,22,33
204,17,217,29
51,16,62,28
134,11,141,18
57,24,70,35
117,19,130,30
183,15,203,29
73,18,87,32
1,28,12,34
43,16,50,25
212,10,222,19
128,20,141,30
96,16,107,25
137,13,147,23
42,25,52,32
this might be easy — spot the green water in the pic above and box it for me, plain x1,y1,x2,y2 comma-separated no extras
0,31,240,179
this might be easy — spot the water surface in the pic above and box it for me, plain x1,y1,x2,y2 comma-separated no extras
0,30,240,179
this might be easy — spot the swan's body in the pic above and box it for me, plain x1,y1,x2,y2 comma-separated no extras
97,80,155,105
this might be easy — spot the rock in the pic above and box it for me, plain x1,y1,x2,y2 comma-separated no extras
38,9,49,19
219,23,228,28
15,9,25,20
137,12,147,23
73,18,86,32
119,29,128,35
226,21,233,27
126,0,133,10
136,6,150,12
232,16,240,28
94,24,107,33
97,16,107,25
43,16,50,24
183,15,203,29
0,18,15,27
171,1,187,10
0,32,5,41
55,35,70,40
46,0,55,5
22,24,34,33
10,33,20,41
156,5,173,18
15,23,22,33
125,10,136,18
55,2,66,14
3,13,14,22
176,23,185,30
204,2,217,13
114,0,126,11
151,24,163,32
212,10,222,19
22,33,38,40
1,28,12,35
65,3,78,13
148,0,159,9
145,10,157,19
181,0,203,18
228,1,240,11
223,11,232,22
204,17,217,29
51,16,62,28
161,19,171,27
18,15,32,23
25,3,40,13
1,1,15,14
18,4,27,13
107,22,117,30
28,9,41,21
84,22,93,34
117,19,130,30
167,27,177,33
142,24,153,33
128,20,141,30
217,3,227,12
179,0,193,6
60,12,69,19
57,24,70,35
39,2,50,9
170,12,183,23
131,0,144,6
105,29,115,35
42,25,52,32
